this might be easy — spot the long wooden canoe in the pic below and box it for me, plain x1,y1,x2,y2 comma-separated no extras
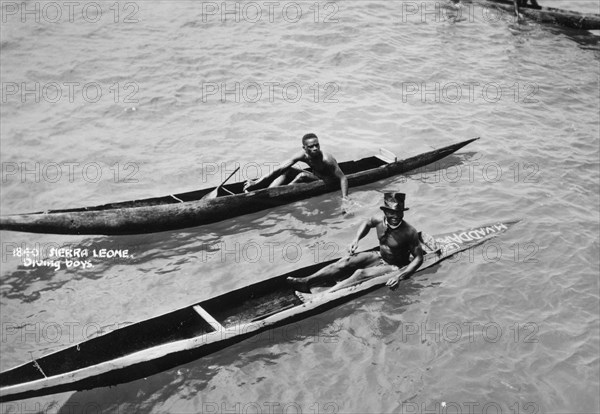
0,138,478,235
0,219,519,402
486,0,600,30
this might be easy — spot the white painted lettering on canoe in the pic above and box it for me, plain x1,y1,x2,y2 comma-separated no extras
437,223,509,245
436,234,462,244
458,232,474,242
485,226,497,235
468,229,487,239
440,232,473,244
446,234,463,244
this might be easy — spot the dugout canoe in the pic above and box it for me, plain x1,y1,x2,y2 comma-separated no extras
0,219,519,402
486,0,600,30
0,138,478,235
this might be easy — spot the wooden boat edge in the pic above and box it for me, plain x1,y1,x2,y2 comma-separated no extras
0,219,520,402
0,137,479,235
485,0,600,30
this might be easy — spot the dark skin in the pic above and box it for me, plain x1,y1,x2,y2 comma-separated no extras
243,137,349,199
375,217,417,269
350,209,424,288
289,208,424,299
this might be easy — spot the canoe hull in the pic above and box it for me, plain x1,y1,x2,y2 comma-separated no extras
487,0,600,30
0,138,478,235
0,220,519,402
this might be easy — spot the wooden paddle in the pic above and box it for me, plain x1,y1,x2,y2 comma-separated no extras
202,166,240,200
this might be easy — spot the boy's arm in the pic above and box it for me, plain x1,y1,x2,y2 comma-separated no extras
348,216,378,254
244,152,304,191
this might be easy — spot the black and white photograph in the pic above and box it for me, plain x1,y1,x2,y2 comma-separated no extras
1,1,599,413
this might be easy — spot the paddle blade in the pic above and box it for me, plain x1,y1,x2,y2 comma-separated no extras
201,187,224,200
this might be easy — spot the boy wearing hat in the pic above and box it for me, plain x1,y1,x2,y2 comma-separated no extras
243,133,349,199
289,192,424,299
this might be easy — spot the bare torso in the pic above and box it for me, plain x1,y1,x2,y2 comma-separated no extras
298,152,338,181
374,219,420,267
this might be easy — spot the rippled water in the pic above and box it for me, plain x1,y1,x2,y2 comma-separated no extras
1,1,599,413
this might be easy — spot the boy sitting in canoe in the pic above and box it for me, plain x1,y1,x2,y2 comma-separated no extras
243,133,349,200
288,192,426,301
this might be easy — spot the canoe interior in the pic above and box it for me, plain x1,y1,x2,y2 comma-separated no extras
35,156,389,215
200,257,347,325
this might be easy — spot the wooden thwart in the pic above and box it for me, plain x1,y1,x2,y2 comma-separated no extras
192,305,224,331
